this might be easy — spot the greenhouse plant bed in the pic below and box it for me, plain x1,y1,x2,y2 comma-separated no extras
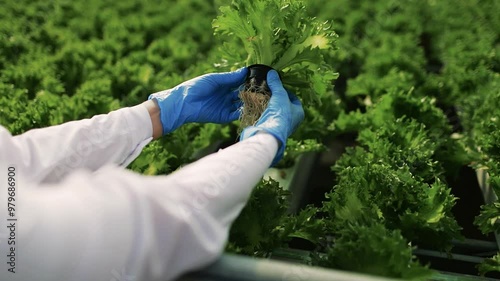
1,0,499,279
262,161,500,279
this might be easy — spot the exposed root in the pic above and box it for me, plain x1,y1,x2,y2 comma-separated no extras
238,80,270,133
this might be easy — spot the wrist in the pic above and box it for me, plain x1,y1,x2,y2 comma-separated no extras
143,100,163,140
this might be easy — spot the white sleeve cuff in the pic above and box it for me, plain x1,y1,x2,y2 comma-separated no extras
119,104,154,167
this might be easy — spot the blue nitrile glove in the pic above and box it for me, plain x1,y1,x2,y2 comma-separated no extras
148,67,248,135
240,70,305,166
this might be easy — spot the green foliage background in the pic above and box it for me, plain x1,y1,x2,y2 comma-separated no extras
1,0,499,279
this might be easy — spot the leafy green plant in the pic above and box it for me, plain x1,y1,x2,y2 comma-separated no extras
478,253,500,276
227,179,291,257
213,0,338,129
286,87,466,278
276,139,325,168
213,0,338,104
330,160,461,250
314,222,434,280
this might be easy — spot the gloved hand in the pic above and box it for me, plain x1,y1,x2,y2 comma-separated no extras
148,67,247,135
240,70,305,166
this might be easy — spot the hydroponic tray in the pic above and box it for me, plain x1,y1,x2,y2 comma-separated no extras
176,253,498,281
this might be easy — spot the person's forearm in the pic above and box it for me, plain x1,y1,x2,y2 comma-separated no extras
4,104,153,184
165,132,278,225
7,133,278,281
137,132,279,279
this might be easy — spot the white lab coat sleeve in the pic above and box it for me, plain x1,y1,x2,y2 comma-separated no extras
0,104,153,184
0,132,278,281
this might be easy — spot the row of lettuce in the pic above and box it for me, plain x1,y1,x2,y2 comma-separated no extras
307,0,500,278
229,0,500,279
0,0,499,279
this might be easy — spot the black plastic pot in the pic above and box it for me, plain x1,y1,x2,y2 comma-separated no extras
244,64,276,96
